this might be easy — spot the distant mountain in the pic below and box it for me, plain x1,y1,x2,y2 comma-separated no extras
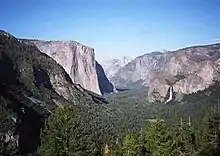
99,56,133,79
111,44,220,102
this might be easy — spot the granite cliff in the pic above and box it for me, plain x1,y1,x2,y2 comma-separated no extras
111,44,220,102
95,61,114,94
100,56,133,80
22,39,102,95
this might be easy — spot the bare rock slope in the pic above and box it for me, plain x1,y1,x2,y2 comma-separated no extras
111,44,220,102
100,56,133,80
22,39,102,95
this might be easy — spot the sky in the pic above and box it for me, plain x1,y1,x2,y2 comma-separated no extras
1,0,220,60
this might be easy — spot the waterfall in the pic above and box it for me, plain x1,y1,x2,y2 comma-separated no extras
165,86,173,104
112,84,118,93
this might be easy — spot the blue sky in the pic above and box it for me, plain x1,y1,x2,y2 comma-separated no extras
1,0,220,60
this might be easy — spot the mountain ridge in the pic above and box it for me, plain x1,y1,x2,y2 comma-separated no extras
111,42,220,102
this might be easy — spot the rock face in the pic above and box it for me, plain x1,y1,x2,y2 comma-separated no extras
95,61,114,94
111,52,169,89
22,39,101,95
100,56,133,80
111,44,220,102
0,30,107,155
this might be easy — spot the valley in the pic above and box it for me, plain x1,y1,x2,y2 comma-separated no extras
2,0,220,155
1,30,220,156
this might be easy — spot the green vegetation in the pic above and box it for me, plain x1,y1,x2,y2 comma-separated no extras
2,81,220,155
122,134,140,156
145,119,175,156
38,105,102,156
38,106,220,156
36,82,220,156
1,34,220,155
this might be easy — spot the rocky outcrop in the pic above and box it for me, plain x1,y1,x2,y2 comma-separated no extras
111,44,220,102
95,61,114,94
0,30,107,155
111,52,168,89
100,56,133,80
22,39,101,95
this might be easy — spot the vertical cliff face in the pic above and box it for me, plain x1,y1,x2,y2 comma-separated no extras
22,40,101,95
95,61,114,94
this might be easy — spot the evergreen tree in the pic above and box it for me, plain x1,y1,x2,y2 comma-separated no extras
38,105,78,156
198,109,220,156
173,117,196,156
38,105,102,156
122,134,140,156
138,128,151,156
145,119,175,156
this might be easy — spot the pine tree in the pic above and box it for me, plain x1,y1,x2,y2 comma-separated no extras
145,119,175,156
139,128,151,156
207,111,220,143
173,117,196,156
38,105,103,156
38,105,78,156
198,108,220,156
122,134,140,156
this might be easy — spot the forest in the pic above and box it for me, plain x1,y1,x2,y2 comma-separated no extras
2,82,220,156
